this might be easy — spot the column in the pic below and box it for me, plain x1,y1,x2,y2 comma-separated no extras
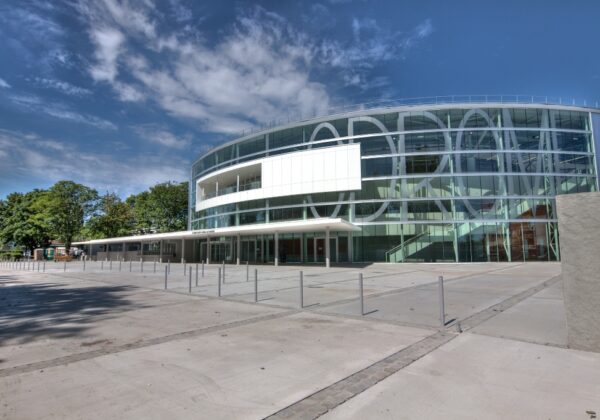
274,232,279,267
325,227,330,268
236,235,241,265
207,236,211,264
181,238,185,264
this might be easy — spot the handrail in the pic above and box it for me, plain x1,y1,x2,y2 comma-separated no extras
385,229,430,260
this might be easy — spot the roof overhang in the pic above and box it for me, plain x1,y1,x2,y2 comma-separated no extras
73,218,360,246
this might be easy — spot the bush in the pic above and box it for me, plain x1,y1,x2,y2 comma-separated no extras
0,250,24,260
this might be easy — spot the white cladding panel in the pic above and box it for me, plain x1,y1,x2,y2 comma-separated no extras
196,144,361,211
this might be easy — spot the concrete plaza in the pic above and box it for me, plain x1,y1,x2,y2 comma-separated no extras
0,261,598,419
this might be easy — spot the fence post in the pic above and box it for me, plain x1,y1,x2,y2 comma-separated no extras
254,269,258,302
218,267,222,297
164,266,168,289
195,263,198,286
438,275,445,327
189,269,192,293
299,271,304,308
359,273,364,316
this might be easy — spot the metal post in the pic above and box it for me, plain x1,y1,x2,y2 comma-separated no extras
359,273,364,316
168,260,171,274
299,271,304,308
195,264,198,286
43,262,45,272
119,260,122,272
64,261,66,272
164,266,168,289
438,275,445,327
37,261,40,272
222,261,225,283
188,269,192,293
101,261,104,270
254,269,258,302
183,259,186,276
202,260,204,277
141,260,144,273
109,260,112,271
246,261,249,282
154,261,156,273
218,267,222,297
83,259,86,271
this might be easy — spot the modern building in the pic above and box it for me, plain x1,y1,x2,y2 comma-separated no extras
77,99,600,265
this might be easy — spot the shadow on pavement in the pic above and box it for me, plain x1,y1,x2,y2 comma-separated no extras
0,275,146,346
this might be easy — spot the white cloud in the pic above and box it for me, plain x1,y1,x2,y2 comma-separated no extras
33,77,92,96
80,2,433,134
0,129,187,197
134,124,190,149
8,94,117,130
0,78,10,88
89,27,125,82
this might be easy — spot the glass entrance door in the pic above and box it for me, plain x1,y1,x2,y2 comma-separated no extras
310,237,337,263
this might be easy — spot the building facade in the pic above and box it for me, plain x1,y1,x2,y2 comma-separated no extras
189,103,600,264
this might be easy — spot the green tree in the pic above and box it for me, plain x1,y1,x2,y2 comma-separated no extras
0,190,53,254
127,181,188,233
47,181,99,252
86,193,134,239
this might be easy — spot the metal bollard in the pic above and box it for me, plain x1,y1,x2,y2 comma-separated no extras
222,262,225,283
43,262,45,272
201,260,204,277
168,261,171,274
37,262,40,272
189,269,192,293
438,275,445,327
101,261,104,270
141,260,144,273
64,261,66,272
218,267,222,297
119,260,122,272
110,260,112,271
183,260,186,276
254,269,258,302
83,259,86,271
246,261,249,282
359,273,364,316
129,260,132,272
164,266,168,289
195,264,198,286
154,261,156,273
299,271,304,308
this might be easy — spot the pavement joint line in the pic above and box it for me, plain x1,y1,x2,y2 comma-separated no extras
264,331,456,420
263,273,561,419
469,330,568,349
0,309,299,378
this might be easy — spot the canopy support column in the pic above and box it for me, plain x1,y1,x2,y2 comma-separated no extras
236,235,241,265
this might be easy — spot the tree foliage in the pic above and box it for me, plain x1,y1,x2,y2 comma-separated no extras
0,190,53,253
85,193,134,239
128,181,188,233
46,181,99,252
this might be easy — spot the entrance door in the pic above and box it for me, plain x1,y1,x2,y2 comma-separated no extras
312,237,337,263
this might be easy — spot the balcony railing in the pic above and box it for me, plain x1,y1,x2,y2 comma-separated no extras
201,180,261,200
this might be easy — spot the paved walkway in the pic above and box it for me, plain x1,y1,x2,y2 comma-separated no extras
0,261,598,419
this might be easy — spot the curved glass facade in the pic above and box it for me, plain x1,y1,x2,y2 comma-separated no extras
190,105,599,263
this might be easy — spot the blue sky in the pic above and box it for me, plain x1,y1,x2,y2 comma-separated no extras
1,0,599,199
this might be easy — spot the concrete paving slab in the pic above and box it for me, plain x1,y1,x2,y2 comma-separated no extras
321,333,600,420
0,312,430,420
473,281,567,346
